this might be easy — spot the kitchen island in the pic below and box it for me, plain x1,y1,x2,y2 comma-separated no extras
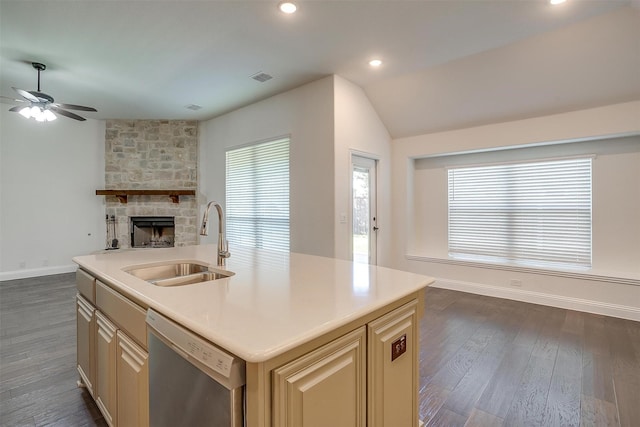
73,244,434,427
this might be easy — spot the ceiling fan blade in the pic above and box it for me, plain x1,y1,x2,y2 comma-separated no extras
12,87,40,103
9,105,24,112
50,106,86,121
54,103,97,112
1,95,26,103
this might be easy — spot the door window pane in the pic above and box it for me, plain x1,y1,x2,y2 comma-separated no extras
353,166,370,263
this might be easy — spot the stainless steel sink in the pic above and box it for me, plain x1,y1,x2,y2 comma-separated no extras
151,271,231,287
125,262,233,287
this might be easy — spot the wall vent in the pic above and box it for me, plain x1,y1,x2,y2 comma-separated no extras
250,72,273,82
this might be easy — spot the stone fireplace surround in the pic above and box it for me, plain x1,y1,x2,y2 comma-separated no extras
103,120,198,249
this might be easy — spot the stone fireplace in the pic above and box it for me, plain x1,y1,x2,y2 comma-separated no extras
103,120,199,249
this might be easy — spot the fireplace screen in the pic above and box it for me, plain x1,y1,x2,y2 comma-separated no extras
130,216,175,248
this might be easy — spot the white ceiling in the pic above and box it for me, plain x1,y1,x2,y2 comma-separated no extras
1,0,638,138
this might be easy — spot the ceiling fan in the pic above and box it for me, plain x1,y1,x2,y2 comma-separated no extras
1,62,97,122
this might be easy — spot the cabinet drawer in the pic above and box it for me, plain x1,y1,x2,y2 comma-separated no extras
96,281,147,349
76,269,96,304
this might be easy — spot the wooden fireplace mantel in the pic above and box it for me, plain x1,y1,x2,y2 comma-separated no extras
95,189,196,204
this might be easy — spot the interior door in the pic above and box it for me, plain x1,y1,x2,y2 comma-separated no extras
351,155,378,265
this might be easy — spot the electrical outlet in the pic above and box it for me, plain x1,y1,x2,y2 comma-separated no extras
391,334,407,361
43,259,49,267
19,261,26,269
510,279,522,287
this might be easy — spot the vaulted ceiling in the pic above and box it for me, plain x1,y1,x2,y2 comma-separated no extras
1,0,638,138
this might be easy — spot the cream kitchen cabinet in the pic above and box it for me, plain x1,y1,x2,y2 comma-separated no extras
253,298,421,427
76,294,96,397
116,331,149,427
273,327,367,427
96,311,117,427
76,270,149,427
368,300,419,427
273,300,419,427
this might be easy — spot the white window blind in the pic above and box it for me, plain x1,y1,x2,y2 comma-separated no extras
448,157,592,269
226,137,290,252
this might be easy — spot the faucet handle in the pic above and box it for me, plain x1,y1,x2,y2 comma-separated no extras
219,240,230,258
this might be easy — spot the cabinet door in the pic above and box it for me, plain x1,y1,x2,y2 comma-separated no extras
96,311,117,427
273,327,366,427
76,295,96,397
117,331,149,427
367,300,418,427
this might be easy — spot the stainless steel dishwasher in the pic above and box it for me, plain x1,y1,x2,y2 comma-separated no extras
146,309,246,427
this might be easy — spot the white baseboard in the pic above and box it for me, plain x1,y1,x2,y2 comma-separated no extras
0,264,77,282
432,278,640,322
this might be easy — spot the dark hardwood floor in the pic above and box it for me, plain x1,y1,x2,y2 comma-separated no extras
0,273,106,427
1,273,639,426
420,287,640,427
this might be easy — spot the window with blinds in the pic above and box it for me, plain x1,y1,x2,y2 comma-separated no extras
448,157,592,269
225,137,290,252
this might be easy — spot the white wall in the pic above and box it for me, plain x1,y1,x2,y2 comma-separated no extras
333,76,392,265
199,77,336,257
391,101,640,320
200,75,395,263
0,109,106,280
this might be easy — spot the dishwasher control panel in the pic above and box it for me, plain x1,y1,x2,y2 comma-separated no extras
147,309,234,378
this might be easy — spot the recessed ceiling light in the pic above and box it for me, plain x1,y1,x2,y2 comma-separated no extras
549,0,566,5
369,59,383,67
278,1,297,14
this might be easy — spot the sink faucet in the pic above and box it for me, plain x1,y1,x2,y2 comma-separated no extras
200,201,230,266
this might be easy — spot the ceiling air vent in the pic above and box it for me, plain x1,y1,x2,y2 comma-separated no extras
185,104,202,111
250,72,273,83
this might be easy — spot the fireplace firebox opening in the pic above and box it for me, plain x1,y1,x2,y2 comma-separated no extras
130,216,175,248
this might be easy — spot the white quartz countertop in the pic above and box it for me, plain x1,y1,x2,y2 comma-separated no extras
73,245,433,363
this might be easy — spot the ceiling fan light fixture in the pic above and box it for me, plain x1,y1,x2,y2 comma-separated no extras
43,109,57,121
19,105,57,122
30,106,42,117
33,107,47,122
18,106,33,119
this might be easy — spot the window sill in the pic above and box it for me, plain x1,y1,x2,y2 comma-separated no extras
405,254,640,286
